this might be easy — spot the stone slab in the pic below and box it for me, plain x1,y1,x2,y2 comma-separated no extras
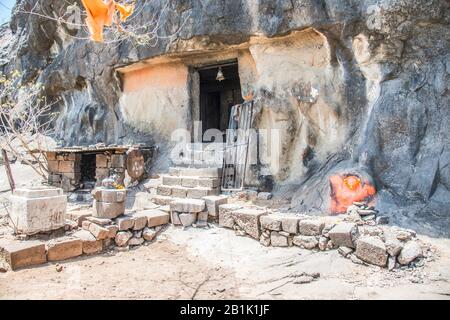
260,215,282,231
202,195,228,217
170,199,205,213
92,200,125,219
232,208,267,239
218,204,243,229
329,223,359,248
355,236,388,267
298,219,325,236
0,240,46,270
138,209,170,227
46,238,82,261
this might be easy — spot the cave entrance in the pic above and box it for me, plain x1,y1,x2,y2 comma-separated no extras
197,61,243,142
80,153,97,189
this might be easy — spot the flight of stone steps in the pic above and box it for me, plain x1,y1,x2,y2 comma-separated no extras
149,167,228,227
152,167,223,206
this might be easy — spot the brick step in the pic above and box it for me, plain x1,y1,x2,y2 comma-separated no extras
157,185,220,199
169,167,221,178
162,175,220,189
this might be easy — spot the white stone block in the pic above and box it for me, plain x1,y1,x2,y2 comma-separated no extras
9,187,67,235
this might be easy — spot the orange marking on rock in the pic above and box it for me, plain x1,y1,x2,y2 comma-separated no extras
81,0,135,42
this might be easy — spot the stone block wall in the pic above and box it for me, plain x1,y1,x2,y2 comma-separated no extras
46,151,127,192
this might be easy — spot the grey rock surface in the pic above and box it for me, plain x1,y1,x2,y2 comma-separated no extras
1,0,449,236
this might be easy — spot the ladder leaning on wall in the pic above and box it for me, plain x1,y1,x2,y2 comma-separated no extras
221,100,255,191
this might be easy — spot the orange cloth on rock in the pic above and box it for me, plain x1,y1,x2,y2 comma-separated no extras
81,0,134,42
329,175,376,214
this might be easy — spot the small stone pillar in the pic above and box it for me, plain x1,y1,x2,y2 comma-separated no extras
9,187,67,235
91,188,127,219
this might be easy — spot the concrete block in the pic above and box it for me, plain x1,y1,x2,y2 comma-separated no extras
355,236,388,267
170,199,205,213
96,154,109,168
171,211,182,225
329,223,359,248
65,210,92,227
131,214,148,231
198,178,219,188
46,238,82,261
179,213,197,227
202,195,228,217
232,208,267,239
88,223,109,240
218,204,242,229
182,177,198,188
0,240,46,270
116,215,135,231
115,231,133,247
59,161,79,173
171,186,187,198
85,216,111,226
179,167,220,177
152,195,175,206
293,235,318,249
163,176,181,186
187,187,218,199
91,188,127,203
138,209,170,227
260,215,282,231
92,200,125,219
157,185,172,196
298,219,325,236
169,167,180,176
9,188,66,235
279,215,300,234
106,225,119,238
271,231,289,247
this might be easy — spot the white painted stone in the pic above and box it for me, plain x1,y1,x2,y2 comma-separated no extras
9,187,66,235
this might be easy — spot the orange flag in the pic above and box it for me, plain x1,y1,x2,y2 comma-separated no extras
81,0,135,42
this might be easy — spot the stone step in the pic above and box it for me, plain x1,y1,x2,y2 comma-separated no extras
169,167,221,178
156,185,220,199
162,175,220,188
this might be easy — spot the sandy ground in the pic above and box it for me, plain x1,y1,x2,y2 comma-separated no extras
1,225,449,300
1,163,449,300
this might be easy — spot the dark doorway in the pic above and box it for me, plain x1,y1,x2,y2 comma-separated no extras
198,61,243,141
80,154,96,188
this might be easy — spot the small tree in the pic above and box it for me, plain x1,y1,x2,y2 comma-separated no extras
0,71,58,181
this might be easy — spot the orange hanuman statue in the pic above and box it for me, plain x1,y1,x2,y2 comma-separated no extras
81,0,135,42
329,174,376,214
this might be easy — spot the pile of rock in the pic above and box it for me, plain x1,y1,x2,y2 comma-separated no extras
346,202,388,225
218,204,427,270
80,209,170,249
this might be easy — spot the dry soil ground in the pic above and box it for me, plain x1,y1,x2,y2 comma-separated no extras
1,225,450,300
1,163,450,300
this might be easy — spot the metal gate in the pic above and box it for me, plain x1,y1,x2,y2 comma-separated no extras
221,100,254,191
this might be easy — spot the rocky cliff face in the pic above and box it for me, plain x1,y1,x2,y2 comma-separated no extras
1,0,449,236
